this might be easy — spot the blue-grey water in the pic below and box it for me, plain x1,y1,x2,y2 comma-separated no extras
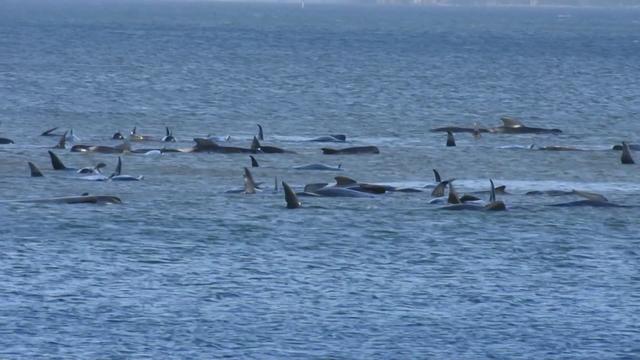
1,2,640,358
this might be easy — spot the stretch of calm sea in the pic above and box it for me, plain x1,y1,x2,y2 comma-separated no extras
0,1,639,358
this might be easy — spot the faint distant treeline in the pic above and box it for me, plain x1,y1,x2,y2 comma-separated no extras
372,0,640,6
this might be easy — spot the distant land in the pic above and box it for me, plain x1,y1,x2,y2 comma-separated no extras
371,0,640,6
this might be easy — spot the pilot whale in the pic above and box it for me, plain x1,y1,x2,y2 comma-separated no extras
321,146,380,155
10,194,122,204
439,180,506,211
548,191,628,207
0,137,13,144
307,135,347,142
186,138,253,153
430,126,490,134
293,163,342,171
251,137,293,154
489,117,562,134
71,141,132,154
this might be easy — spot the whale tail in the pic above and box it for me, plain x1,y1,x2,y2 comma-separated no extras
446,131,456,147
621,141,635,164
28,162,44,177
48,150,67,170
250,155,259,168
282,181,301,209
257,124,264,141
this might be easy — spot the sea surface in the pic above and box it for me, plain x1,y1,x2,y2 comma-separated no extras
1,2,639,358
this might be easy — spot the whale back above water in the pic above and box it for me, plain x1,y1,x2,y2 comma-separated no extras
321,146,380,155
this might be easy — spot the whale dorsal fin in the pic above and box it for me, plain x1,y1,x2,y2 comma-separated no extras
114,157,122,176
243,167,256,194
501,116,523,128
131,126,137,135
572,190,608,202
621,141,635,164
54,131,67,149
251,136,261,152
257,124,264,141
489,179,497,203
28,162,44,177
48,150,67,170
446,131,456,147
250,155,259,168
335,176,358,187
433,169,442,183
166,127,171,136
274,176,278,193
447,183,461,204
282,181,301,209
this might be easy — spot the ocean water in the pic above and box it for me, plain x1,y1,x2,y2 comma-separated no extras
1,2,640,358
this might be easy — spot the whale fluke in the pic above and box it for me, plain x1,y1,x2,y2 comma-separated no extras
433,169,442,183
250,155,259,168
257,124,264,141
446,131,456,147
621,142,635,164
28,162,44,177
48,151,67,170
282,181,301,209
